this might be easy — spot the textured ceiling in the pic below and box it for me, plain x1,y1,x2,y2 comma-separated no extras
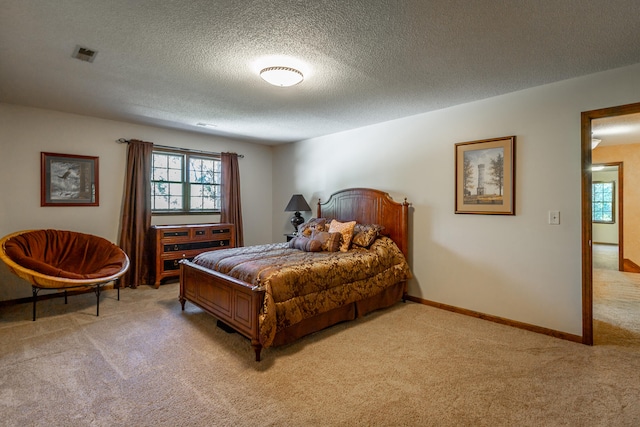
1,1,640,145
593,113,640,146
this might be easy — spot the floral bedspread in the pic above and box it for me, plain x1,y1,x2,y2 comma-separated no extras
192,236,412,347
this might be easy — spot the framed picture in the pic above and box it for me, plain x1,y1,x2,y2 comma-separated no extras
41,152,99,206
455,136,516,215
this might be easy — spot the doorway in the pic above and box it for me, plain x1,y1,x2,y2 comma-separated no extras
582,102,640,345
591,162,623,271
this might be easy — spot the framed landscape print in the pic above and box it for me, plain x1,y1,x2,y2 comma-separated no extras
455,136,515,215
41,152,99,206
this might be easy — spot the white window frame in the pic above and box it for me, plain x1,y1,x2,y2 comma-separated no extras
592,181,615,224
150,150,221,214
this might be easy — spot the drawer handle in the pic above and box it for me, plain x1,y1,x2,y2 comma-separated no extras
174,244,179,250
219,241,225,246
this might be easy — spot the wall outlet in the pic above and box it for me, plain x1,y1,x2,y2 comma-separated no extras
549,210,560,225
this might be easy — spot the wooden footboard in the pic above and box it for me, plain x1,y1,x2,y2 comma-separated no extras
179,260,265,361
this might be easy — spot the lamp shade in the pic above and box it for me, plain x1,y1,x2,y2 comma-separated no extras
285,194,311,212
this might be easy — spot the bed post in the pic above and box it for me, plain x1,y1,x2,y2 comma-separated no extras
252,341,262,362
400,197,410,259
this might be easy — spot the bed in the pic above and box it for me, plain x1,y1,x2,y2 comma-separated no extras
179,188,411,361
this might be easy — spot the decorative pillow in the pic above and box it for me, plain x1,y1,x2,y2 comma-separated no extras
298,218,328,237
288,235,322,252
328,219,356,252
352,223,383,248
310,230,342,252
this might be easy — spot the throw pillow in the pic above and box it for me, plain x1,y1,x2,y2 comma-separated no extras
288,236,322,252
298,218,327,237
328,219,356,252
310,230,342,252
351,223,383,248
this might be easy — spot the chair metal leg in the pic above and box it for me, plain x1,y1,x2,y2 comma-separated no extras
32,286,40,321
94,285,101,316
64,290,68,304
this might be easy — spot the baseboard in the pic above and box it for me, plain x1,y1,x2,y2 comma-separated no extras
0,283,117,308
404,295,583,344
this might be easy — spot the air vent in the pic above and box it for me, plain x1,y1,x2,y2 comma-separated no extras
72,45,98,63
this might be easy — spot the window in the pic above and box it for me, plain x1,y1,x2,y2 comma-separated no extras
592,181,615,223
151,151,221,213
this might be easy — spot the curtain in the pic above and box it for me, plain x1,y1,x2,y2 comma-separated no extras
118,139,153,288
220,152,244,247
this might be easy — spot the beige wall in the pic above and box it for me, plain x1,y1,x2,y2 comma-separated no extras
273,62,640,337
0,104,274,301
593,143,640,263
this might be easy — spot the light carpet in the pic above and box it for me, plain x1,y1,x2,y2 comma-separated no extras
593,243,618,271
1,282,640,426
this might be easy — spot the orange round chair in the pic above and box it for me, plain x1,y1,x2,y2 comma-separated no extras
0,229,130,320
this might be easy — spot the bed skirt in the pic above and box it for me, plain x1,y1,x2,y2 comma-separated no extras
271,280,405,347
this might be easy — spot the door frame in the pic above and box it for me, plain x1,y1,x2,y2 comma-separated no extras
582,102,640,345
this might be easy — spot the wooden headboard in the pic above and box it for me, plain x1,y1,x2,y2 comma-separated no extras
317,188,410,259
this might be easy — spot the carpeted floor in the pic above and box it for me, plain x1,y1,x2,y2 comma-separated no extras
593,243,619,271
1,278,640,426
592,243,640,346
593,268,640,347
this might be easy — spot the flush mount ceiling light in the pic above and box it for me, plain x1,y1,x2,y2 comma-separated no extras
259,66,304,87
591,138,601,149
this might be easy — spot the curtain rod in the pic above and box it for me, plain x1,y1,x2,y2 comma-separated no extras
116,138,244,158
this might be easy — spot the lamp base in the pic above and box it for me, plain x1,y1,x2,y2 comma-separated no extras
290,211,304,232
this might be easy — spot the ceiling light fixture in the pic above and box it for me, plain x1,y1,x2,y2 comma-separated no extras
591,138,601,149
259,66,304,87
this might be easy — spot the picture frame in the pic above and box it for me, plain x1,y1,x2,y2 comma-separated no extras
455,136,515,215
41,152,99,206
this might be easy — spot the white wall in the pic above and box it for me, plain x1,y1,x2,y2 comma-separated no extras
273,63,640,337
592,170,619,244
0,104,274,301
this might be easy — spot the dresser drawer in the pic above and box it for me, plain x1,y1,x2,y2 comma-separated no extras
163,258,192,272
161,230,190,238
163,239,231,252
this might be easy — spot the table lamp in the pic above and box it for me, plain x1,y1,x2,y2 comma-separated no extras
285,194,311,232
